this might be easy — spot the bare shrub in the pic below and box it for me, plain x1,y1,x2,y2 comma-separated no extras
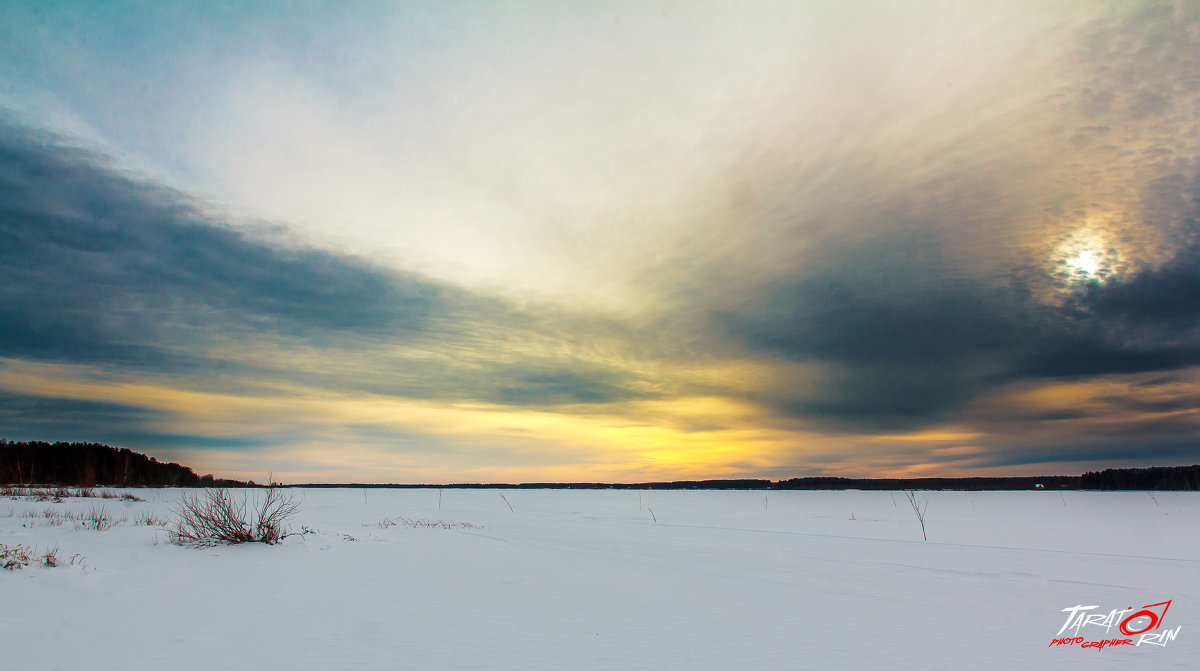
42,545,60,567
169,488,301,547
903,490,929,541
121,492,145,502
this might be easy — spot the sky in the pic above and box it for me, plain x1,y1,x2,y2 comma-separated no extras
1,1,1199,483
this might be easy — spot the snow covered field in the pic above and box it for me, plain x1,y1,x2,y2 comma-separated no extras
2,487,1196,669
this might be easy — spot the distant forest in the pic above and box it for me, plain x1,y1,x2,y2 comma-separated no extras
0,441,250,487
313,468,1197,491
1078,465,1200,491
2,441,1198,490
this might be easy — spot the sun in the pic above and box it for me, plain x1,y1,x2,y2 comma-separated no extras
1064,249,1101,277
1053,227,1123,285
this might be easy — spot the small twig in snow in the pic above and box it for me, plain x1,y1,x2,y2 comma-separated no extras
903,490,928,542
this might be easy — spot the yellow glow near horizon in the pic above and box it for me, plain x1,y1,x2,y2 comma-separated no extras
0,358,794,482
6,355,1197,483
867,429,985,443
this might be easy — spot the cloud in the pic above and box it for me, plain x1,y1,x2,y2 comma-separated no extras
0,120,461,365
721,265,1200,431
973,439,1200,470
1065,235,1200,327
0,390,159,438
0,119,655,413
631,2,1200,436
704,193,1200,431
3,3,1200,479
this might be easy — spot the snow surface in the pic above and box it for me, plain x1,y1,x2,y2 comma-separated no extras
2,488,1196,669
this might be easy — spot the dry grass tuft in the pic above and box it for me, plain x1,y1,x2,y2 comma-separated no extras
1,543,32,570
372,516,479,531
0,543,84,570
2,486,62,501
81,506,123,531
7,506,141,531
1,485,147,502
134,511,169,527
40,508,68,526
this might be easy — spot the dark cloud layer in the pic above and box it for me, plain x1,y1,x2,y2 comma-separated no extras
711,216,1200,430
0,120,651,420
1032,235,1200,378
0,121,457,371
1065,237,1200,329
975,439,1200,469
0,390,158,434
490,364,648,407
0,390,277,451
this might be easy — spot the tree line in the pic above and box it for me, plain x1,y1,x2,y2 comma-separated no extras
1,441,250,487
1079,465,1200,491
